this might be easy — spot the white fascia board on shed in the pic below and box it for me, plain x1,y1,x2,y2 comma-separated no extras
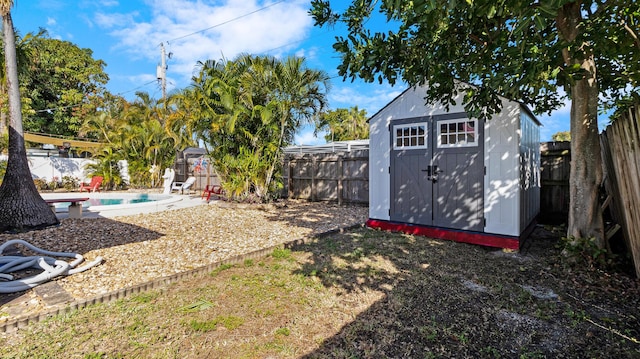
484,99,522,236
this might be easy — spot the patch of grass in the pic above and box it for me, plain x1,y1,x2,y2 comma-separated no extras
271,247,292,260
131,291,159,304
210,263,234,276
188,315,245,332
189,319,218,332
480,346,501,358
179,299,215,313
565,308,590,326
275,327,291,336
84,353,125,359
418,324,439,342
1,227,637,358
348,247,365,259
126,318,149,335
220,315,245,330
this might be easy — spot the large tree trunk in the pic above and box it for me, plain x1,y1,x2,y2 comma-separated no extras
568,62,605,247
557,3,605,247
0,12,59,232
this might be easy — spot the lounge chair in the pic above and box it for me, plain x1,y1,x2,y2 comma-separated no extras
171,176,197,194
79,176,103,192
202,184,224,201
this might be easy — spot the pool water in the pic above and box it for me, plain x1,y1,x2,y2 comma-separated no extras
54,194,161,209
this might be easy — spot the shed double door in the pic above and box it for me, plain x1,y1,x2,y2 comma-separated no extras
390,115,484,231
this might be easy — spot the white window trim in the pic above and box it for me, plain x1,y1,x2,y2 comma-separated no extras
392,122,429,150
437,118,479,148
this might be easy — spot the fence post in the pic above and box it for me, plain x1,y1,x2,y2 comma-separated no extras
287,156,292,200
337,155,343,205
311,156,316,202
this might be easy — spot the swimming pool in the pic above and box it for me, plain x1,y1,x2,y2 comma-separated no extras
85,194,160,207
42,193,178,211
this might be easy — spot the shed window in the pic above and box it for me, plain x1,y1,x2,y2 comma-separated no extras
437,119,478,148
393,123,428,149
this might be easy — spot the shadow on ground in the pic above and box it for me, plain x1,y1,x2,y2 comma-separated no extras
290,226,640,358
260,201,368,233
0,218,164,307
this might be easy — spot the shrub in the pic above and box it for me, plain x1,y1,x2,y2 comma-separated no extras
33,178,47,191
0,133,7,154
61,176,80,191
47,177,60,191
0,159,6,185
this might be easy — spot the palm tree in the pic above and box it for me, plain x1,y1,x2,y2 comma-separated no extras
317,106,369,142
0,1,59,231
190,54,329,201
80,92,184,188
260,56,329,193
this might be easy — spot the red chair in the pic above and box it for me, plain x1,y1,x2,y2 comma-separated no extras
79,176,103,192
202,184,224,201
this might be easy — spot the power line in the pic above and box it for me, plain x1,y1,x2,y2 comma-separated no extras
33,80,158,114
167,0,286,43
259,27,332,55
116,80,158,96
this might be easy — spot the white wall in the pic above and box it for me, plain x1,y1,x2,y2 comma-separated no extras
483,100,521,236
0,155,129,184
28,156,96,182
368,109,391,220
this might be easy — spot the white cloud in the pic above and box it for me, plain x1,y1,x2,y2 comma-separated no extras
295,125,325,146
46,17,57,26
94,11,140,29
96,0,313,87
34,0,65,11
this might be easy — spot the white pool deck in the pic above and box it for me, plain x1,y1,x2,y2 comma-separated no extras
40,192,208,219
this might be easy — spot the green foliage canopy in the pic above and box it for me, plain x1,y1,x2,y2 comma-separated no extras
17,32,109,136
310,0,640,246
80,92,191,188
316,106,369,142
310,0,639,118
552,130,571,141
187,54,329,201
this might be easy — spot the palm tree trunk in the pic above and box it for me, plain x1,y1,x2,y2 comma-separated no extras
0,10,59,232
263,113,287,194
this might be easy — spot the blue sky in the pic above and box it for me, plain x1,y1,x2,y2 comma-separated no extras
12,0,576,143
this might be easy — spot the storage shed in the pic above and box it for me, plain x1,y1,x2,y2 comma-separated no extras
367,84,541,250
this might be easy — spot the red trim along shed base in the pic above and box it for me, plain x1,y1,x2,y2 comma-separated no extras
366,219,529,250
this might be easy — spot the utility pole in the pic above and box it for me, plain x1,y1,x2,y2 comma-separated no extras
157,42,167,102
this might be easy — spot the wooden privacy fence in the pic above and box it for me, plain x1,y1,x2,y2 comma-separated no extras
282,150,368,204
283,144,569,212
539,142,571,223
601,105,640,278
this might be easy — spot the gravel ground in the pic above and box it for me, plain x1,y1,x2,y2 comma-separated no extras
0,200,368,323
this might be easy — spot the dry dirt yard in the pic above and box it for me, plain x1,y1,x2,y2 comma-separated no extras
0,200,639,358
0,200,368,320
